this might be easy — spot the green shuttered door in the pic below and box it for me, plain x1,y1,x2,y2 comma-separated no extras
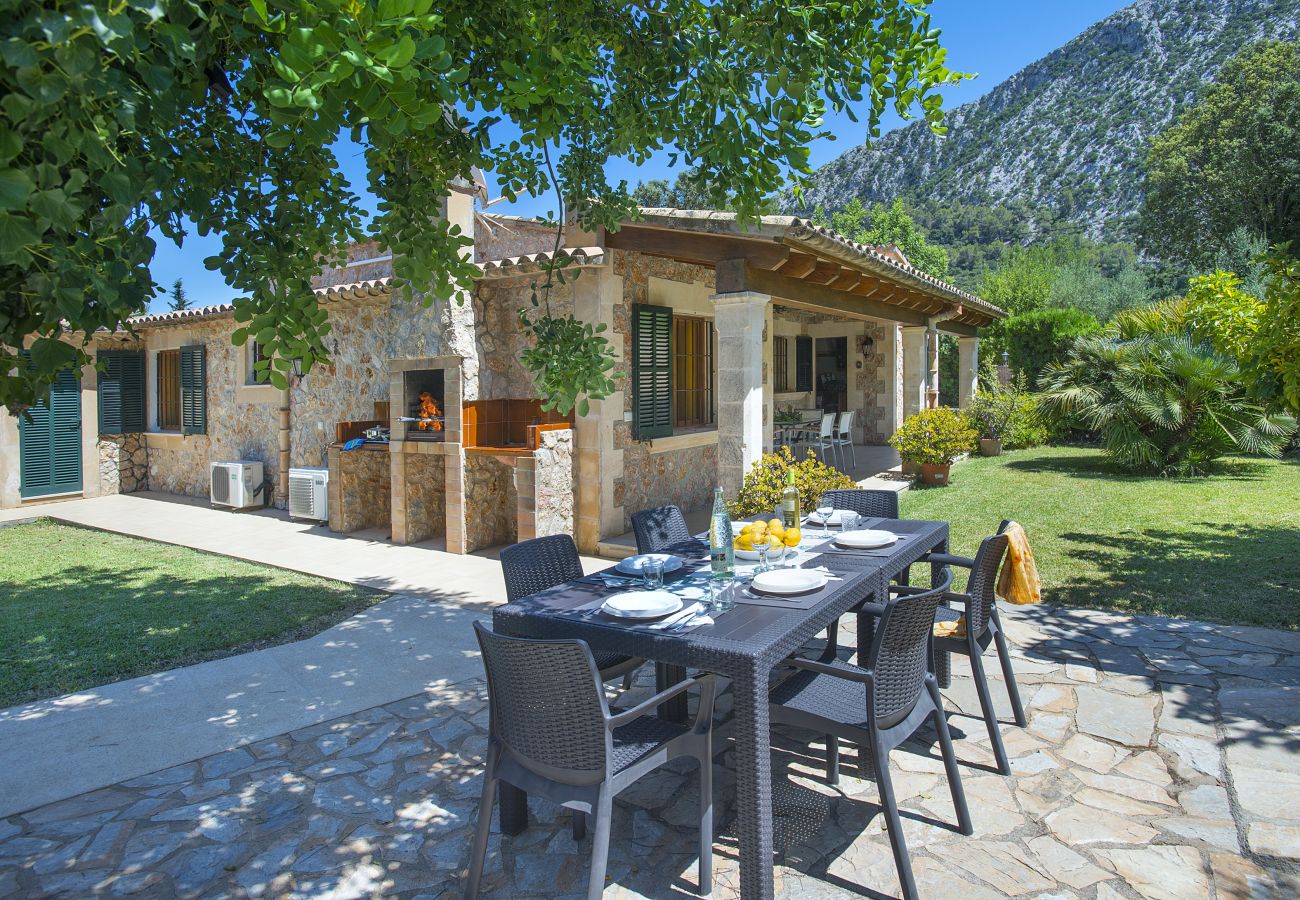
632,303,673,439
19,366,83,498
97,350,145,434
180,344,207,435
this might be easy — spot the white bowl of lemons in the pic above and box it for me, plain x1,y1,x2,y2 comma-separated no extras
732,518,802,560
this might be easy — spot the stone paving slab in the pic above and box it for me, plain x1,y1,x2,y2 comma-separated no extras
0,605,1298,898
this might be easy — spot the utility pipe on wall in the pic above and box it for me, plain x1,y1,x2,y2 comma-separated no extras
278,387,290,507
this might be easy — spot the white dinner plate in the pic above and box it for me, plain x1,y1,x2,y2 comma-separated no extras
834,529,898,549
806,509,852,526
615,553,685,576
750,569,828,595
601,590,683,619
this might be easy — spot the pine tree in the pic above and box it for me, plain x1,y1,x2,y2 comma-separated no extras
168,278,190,311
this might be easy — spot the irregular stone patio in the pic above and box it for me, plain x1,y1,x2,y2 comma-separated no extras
0,604,1297,899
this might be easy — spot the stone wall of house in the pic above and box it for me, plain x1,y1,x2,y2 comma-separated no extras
145,318,281,504
464,454,517,551
290,293,459,470
97,434,147,494
471,274,580,401
312,240,392,289
398,453,446,544
327,445,391,534
475,215,559,262
610,250,720,529
618,441,718,532
858,321,894,443
532,428,574,539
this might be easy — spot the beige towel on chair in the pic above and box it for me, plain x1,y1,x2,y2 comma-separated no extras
996,521,1041,605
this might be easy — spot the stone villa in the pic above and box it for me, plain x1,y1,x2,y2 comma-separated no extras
0,184,1004,554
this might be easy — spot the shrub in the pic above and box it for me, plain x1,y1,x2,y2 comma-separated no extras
888,407,978,466
1038,333,1296,476
1005,307,1102,384
728,445,855,519
966,375,1051,449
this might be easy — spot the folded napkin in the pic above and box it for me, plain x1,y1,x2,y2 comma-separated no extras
996,521,1042,605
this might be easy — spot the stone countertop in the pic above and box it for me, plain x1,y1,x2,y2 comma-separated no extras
329,441,390,453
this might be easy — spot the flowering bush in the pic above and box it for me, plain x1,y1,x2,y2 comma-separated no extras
888,407,978,466
728,446,855,519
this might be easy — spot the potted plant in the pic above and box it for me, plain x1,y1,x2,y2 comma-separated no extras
888,407,978,486
968,372,1030,456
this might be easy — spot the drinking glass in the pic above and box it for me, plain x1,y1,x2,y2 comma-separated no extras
841,511,860,533
709,577,736,613
755,542,772,573
817,504,834,537
642,557,665,589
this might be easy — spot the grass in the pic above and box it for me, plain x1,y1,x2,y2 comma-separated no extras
899,446,1300,629
0,520,381,708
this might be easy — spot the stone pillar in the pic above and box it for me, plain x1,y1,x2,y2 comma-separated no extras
958,335,980,408
900,325,928,420
927,331,941,409
710,290,771,497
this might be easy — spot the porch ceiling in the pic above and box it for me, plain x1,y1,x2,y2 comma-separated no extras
605,209,1005,334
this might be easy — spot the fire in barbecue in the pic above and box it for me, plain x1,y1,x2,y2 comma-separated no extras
417,392,443,431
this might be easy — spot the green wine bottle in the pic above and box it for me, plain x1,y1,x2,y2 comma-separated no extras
781,470,800,528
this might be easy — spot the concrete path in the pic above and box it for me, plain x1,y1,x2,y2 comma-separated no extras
0,493,606,819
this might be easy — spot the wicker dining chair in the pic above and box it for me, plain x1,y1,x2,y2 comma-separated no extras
817,488,900,520
466,623,717,900
769,566,971,900
499,534,643,685
920,520,1027,776
630,505,694,554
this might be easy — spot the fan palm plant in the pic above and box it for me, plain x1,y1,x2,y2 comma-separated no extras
1039,333,1295,475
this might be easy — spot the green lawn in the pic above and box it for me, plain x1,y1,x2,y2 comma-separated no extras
899,446,1300,629
0,520,381,708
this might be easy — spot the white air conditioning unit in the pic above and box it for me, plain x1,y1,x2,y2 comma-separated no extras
288,466,329,521
210,460,264,510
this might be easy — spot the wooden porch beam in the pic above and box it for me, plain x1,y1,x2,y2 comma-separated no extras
828,269,862,292
777,252,818,278
718,263,933,327
802,260,842,285
605,225,790,270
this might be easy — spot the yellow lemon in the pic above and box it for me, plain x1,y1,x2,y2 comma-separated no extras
768,534,784,550
739,523,754,536
783,527,801,547
734,535,753,551
767,518,784,532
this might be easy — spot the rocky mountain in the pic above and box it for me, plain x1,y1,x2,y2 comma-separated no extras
793,0,1300,241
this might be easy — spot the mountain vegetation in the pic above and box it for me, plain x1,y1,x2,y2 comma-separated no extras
792,0,1300,243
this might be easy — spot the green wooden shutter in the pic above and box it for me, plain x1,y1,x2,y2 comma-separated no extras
631,303,673,439
180,344,207,435
795,335,813,392
20,365,82,498
97,350,145,434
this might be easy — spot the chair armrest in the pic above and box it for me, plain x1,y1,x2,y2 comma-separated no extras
942,591,972,608
919,552,976,569
606,674,715,729
786,657,871,683
888,583,932,597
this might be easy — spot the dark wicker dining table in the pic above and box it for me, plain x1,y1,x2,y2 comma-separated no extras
491,517,949,900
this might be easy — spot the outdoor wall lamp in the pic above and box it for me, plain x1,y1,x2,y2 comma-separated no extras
858,334,875,356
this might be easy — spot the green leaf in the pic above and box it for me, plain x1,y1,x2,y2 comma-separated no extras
0,169,34,210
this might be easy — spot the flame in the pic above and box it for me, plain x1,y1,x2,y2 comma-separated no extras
417,392,443,431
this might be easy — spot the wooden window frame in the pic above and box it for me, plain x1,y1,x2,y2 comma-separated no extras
773,335,790,392
156,349,182,432
672,314,715,431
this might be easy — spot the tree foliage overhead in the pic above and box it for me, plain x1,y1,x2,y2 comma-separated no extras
0,0,970,411
818,197,948,277
1139,40,1300,268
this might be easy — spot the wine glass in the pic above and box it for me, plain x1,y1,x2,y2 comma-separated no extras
817,504,834,537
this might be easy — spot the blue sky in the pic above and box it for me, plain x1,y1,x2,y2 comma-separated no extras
149,0,1132,312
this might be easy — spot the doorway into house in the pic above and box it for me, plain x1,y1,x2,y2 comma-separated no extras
814,337,848,414
19,366,82,499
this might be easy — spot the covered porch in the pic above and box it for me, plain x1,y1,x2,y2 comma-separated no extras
606,210,1004,498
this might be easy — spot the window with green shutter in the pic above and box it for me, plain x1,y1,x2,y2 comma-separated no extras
180,344,207,435
97,350,145,434
795,335,813,392
631,303,673,439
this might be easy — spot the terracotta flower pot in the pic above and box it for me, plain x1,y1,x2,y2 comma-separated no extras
919,463,951,486
901,460,920,477
979,438,1003,457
